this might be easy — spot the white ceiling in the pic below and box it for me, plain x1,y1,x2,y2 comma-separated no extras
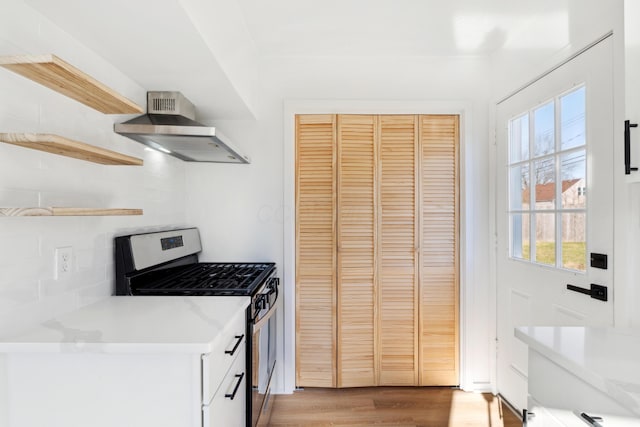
236,0,567,57
23,0,568,120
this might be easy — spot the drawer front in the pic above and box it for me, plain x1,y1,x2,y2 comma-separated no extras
203,344,246,427
202,308,246,403
529,350,634,417
527,397,580,426
527,396,640,427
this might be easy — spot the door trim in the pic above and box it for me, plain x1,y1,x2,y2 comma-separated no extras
282,99,478,394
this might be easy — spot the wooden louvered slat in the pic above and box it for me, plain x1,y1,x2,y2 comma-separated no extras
296,114,337,387
420,115,460,385
336,115,377,387
378,115,419,385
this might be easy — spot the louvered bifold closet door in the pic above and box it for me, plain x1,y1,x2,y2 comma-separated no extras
295,114,337,388
336,115,377,387
419,115,459,385
378,115,419,385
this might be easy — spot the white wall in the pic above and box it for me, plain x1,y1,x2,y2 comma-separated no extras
0,1,187,422
186,54,496,393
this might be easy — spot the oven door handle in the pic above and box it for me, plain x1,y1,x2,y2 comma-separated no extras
267,277,279,299
253,302,277,332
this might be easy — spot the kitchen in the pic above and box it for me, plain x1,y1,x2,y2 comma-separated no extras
0,0,639,426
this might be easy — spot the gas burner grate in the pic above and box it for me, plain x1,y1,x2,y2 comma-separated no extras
132,262,275,296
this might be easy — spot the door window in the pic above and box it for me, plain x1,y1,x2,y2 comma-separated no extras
508,86,587,272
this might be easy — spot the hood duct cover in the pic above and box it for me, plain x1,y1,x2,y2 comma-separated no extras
114,91,250,163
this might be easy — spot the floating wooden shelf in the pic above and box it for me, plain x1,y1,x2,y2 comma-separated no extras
0,54,143,114
0,133,143,165
0,207,143,217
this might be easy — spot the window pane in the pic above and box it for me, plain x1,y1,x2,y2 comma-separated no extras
534,101,555,157
535,213,555,266
511,213,530,260
510,114,529,162
560,87,586,150
561,150,586,209
534,158,555,209
510,164,530,210
562,212,586,271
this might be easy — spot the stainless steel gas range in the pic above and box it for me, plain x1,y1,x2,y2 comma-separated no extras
115,227,278,427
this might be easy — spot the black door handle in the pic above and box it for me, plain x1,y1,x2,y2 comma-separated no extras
567,284,607,301
625,120,638,174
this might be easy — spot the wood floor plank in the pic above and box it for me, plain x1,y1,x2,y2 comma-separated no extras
267,387,520,427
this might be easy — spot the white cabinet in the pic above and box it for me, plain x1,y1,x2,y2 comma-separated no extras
525,350,640,426
0,297,249,427
6,352,207,427
203,344,247,427
525,398,578,427
202,307,247,427
517,327,640,427
202,308,246,404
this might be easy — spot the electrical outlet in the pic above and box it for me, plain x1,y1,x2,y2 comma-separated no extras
55,247,73,280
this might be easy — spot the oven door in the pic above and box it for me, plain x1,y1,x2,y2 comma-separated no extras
251,278,278,427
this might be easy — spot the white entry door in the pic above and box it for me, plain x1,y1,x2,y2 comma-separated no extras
496,36,614,410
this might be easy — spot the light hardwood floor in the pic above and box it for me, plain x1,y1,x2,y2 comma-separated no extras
267,387,521,427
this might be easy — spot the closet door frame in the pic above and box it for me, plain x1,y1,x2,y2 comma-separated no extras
284,100,476,394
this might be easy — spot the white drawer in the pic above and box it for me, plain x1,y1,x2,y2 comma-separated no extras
527,396,640,427
202,308,246,403
527,397,580,426
203,344,246,427
529,349,635,417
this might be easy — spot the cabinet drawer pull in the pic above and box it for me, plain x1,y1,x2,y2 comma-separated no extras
225,334,244,356
225,372,245,400
580,412,603,427
522,409,535,425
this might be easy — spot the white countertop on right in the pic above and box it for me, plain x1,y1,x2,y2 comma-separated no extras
515,326,640,417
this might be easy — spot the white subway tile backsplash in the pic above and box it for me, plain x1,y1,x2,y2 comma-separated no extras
0,188,40,206
0,233,39,264
0,88,40,129
77,280,112,307
0,0,186,340
0,258,42,310
38,190,108,207
0,144,44,172
75,246,104,271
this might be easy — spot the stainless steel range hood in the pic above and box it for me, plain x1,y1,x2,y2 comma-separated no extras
114,92,250,163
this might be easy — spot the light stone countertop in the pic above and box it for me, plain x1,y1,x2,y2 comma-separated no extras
0,296,250,354
516,326,640,417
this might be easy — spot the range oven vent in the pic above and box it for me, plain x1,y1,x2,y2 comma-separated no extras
152,98,175,113
147,91,196,120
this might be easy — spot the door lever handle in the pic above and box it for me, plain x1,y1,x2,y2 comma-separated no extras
567,284,608,301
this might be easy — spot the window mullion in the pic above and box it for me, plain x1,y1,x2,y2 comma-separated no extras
555,97,562,268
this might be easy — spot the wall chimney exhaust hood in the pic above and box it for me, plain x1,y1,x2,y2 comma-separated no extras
114,91,250,163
